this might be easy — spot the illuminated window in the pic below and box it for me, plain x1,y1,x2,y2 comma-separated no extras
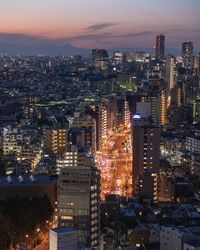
61,216,73,220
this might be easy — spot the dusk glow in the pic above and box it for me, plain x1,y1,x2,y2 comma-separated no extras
0,0,200,49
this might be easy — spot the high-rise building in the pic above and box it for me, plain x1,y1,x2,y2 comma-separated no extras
155,34,165,60
166,55,176,96
171,81,186,107
92,49,109,71
57,162,100,248
98,102,108,150
182,41,194,69
56,146,78,174
159,91,167,126
43,127,67,157
199,52,200,75
136,170,158,202
50,227,78,250
132,115,160,194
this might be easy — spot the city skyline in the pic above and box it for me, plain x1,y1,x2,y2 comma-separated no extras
0,0,200,52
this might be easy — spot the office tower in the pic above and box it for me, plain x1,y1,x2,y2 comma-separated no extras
199,52,200,75
43,127,67,157
68,127,96,156
98,102,108,150
124,100,130,126
166,55,176,96
57,162,100,248
50,227,78,250
2,126,23,156
155,34,165,60
193,54,199,75
182,41,194,69
132,115,160,194
159,91,167,126
92,48,109,71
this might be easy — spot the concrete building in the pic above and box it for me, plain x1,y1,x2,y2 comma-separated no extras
155,34,165,60
182,42,194,69
160,226,200,250
98,102,108,150
50,227,78,250
159,91,167,126
43,127,67,157
69,112,96,156
57,162,100,248
132,114,160,194
166,55,176,96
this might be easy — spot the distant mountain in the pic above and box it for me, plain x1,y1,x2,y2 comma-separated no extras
0,43,90,56
0,43,181,56
0,33,181,56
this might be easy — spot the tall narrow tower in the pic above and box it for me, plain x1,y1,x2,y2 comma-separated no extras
182,41,194,69
132,114,160,194
156,34,165,60
57,162,100,248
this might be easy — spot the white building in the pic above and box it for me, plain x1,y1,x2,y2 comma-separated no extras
3,127,22,156
186,135,200,155
50,227,78,250
56,146,78,174
160,226,196,250
166,55,176,94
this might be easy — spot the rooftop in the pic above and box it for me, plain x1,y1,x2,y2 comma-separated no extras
0,175,58,186
51,227,76,234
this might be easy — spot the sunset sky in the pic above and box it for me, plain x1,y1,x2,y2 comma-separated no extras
0,0,200,49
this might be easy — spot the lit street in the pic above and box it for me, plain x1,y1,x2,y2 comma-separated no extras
96,127,132,199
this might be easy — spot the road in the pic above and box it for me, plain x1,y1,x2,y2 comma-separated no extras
96,127,132,200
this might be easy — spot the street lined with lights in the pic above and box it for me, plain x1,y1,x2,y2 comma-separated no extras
96,126,132,199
